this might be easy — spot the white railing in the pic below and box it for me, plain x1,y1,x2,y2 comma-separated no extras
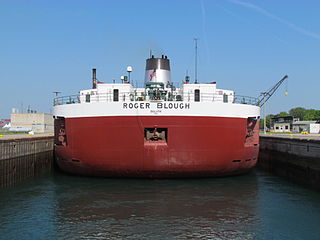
53,91,258,106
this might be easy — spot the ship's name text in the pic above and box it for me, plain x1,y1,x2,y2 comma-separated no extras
123,102,190,110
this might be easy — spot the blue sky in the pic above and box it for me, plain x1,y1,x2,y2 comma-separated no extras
1,0,319,118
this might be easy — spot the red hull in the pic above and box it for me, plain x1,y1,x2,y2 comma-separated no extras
55,116,259,178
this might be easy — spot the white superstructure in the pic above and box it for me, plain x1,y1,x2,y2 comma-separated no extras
53,56,259,119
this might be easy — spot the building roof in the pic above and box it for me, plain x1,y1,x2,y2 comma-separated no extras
293,121,317,125
272,115,294,120
272,115,298,123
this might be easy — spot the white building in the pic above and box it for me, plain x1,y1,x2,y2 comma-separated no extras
292,121,320,134
10,113,53,133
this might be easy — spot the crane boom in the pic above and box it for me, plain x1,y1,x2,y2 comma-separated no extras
257,75,288,107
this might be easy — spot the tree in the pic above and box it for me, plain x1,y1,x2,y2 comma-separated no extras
289,107,307,120
266,114,275,128
260,114,274,130
304,109,320,120
278,111,289,117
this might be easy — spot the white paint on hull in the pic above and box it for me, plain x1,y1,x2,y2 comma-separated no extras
53,101,260,119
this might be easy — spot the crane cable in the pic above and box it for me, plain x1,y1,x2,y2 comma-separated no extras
285,78,289,96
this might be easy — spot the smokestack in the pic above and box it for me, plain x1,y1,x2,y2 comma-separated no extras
92,68,97,89
144,56,171,85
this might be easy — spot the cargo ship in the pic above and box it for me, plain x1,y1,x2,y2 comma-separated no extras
53,55,260,177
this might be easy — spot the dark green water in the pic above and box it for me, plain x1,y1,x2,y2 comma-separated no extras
1,170,320,240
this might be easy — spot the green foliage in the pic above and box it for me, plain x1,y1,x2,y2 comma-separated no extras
260,114,274,129
269,107,320,121
304,109,320,121
289,107,307,120
266,114,274,128
278,111,289,117
261,107,320,130
260,119,264,129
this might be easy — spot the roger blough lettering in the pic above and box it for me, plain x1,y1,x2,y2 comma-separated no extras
156,103,190,109
123,103,150,109
123,102,190,109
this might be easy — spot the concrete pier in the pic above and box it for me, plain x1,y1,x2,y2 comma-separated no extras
0,136,54,188
258,134,320,190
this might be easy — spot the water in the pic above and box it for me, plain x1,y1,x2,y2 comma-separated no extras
1,170,320,240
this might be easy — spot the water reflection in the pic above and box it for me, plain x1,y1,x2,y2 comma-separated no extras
1,170,320,240
53,173,259,239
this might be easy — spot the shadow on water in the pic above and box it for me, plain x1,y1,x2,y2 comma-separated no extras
1,170,320,239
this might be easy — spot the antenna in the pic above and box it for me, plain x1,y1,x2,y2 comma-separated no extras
127,66,133,83
185,69,190,84
53,91,61,97
149,49,152,58
194,38,199,83
92,68,97,89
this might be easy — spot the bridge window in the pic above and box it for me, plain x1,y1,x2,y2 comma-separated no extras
223,94,228,103
113,89,119,102
85,94,90,103
194,89,200,102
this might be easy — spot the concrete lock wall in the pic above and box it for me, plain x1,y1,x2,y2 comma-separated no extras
0,137,54,188
258,136,320,190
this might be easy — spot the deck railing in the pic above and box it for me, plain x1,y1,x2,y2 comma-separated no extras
233,95,259,105
53,95,79,106
53,92,258,106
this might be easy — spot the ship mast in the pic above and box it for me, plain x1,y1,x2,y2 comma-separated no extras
194,38,199,84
